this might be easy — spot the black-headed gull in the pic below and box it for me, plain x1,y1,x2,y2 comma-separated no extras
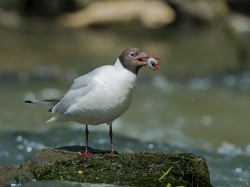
25,47,160,157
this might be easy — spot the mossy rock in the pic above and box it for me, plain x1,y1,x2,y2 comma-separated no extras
0,146,212,187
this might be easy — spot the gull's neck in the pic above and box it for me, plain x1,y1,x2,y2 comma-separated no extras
114,58,124,69
114,58,137,83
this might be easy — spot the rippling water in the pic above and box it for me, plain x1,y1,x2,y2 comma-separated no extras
0,28,250,187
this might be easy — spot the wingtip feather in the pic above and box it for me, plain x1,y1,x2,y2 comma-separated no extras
24,100,33,103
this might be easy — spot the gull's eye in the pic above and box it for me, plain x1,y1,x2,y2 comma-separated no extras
129,52,136,57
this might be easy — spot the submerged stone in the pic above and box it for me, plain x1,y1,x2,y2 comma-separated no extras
0,146,212,187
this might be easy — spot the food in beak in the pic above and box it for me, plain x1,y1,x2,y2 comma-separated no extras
147,57,160,70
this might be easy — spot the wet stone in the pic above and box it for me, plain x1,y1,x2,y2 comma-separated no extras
0,146,213,187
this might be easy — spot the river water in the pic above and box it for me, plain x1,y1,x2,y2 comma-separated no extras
0,28,249,186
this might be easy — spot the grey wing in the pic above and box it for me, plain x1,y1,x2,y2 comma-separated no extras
51,65,110,114
69,66,105,90
51,71,97,114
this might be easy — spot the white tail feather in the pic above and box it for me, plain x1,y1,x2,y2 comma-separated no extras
46,117,57,123
46,115,69,123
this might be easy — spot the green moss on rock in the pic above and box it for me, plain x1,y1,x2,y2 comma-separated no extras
0,146,212,187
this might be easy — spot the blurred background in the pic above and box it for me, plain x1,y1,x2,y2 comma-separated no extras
0,0,250,186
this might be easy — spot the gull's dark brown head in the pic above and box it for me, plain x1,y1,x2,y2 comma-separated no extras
119,48,156,75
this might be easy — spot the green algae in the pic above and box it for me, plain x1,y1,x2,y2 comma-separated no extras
0,147,212,187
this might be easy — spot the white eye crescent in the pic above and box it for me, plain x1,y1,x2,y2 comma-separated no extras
129,52,136,57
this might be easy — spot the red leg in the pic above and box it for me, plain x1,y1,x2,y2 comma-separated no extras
79,125,94,158
109,124,115,156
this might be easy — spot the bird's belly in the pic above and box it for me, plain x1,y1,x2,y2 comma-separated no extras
69,87,133,125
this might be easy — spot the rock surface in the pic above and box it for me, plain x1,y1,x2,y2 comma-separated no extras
0,146,212,187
